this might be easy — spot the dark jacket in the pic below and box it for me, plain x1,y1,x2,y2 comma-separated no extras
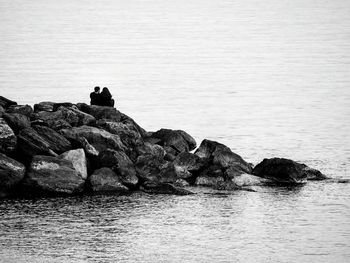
90,92,100,105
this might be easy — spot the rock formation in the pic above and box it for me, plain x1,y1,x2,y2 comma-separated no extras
0,95,328,199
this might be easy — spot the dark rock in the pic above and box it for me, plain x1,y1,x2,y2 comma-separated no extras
0,96,17,109
24,155,85,195
173,152,206,179
34,102,54,112
136,142,166,159
33,125,72,154
6,104,33,117
0,153,25,197
60,125,125,152
150,128,196,155
38,119,72,132
98,149,138,187
60,149,87,179
88,167,129,193
97,119,143,160
176,130,197,151
0,105,4,117
0,118,17,154
135,154,167,182
76,137,99,157
77,103,121,122
52,102,74,111
253,158,308,184
300,166,328,181
195,165,225,187
2,113,30,134
34,106,95,127
140,181,193,195
17,128,57,158
120,112,147,138
195,139,252,173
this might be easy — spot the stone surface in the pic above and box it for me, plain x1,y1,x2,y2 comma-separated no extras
0,118,17,154
17,128,56,157
300,166,328,181
2,113,30,134
33,125,72,154
0,153,25,193
195,139,252,173
150,128,195,155
34,102,55,112
34,106,95,127
253,158,308,184
77,103,122,121
76,137,99,157
140,181,193,195
88,167,129,193
0,96,17,108
230,173,272,187
60,125,125,152
25,155,85,195
173,152,206,179
120,112,147,138
0,105,4,117
60,149,87,179
195,165,225,187
136,142,166,160
6,104,33,117
98,149,138,187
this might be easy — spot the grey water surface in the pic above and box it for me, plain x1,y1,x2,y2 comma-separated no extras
0,0,349,262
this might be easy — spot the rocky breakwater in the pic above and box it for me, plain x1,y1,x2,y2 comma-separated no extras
0,95,328,198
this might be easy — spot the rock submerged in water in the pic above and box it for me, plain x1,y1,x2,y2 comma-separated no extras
24,155,85,196
0,153,26,197
252,158,327,184
0,95,329,199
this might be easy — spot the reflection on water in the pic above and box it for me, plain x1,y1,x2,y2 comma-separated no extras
1,184,349,262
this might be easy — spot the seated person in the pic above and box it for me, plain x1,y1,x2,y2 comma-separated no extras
99,87,115,107
90,86,101,105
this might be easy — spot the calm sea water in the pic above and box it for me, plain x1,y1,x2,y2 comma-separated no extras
0,0,349,262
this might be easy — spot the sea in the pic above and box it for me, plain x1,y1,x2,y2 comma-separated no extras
0,0,349,262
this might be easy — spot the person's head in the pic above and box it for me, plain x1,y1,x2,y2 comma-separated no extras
102,87,111,95
94,86,100,93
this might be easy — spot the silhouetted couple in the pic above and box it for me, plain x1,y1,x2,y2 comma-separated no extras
90,86,115,107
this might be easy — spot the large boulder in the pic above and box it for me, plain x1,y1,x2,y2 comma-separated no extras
195,165,225,187
0,118,17,154
173,152,206,179
34,102,55,112
77,103,121,122
135,155,177,183
2,113,31,134
0,96,17,109
0,153,25,197
24,155,85,195
140,181,193,195
149,128,196,155
17,128,57,157
136,142,166,159
97,119,144,160
75,137,99,157
98,149,138,188
60,149,87,180
195,139,252,173
6,104,33,117
120,112,147,138
253,158,312,184
97,119,143,148
60,125,125,152
34,106,95,127
32,125,72,154
88,167,129,193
